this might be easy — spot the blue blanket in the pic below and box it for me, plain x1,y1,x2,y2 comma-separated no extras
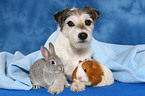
0,31,145,90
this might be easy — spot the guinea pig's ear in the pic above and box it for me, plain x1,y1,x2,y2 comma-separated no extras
79,60,82,63
84,6,100,22
87,61,93,66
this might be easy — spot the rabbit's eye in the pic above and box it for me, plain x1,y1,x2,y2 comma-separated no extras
50,60,56,65
52,61,55,64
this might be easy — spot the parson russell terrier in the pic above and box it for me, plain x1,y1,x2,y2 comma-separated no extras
53,6,100,91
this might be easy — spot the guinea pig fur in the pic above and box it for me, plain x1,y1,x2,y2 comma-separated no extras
72,59,114,87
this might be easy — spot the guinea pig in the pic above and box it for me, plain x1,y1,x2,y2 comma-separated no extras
72,59,114,88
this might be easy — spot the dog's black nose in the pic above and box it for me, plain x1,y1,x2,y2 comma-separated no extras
78,32,88,40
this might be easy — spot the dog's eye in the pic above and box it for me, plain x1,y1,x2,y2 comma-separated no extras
85,20,92,26
84,69,87,72
67,21,75,27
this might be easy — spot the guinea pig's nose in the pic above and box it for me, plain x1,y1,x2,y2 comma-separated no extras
78,32,88,40
78,77,82,80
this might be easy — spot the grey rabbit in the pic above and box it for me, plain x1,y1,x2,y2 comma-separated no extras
29,42,70,95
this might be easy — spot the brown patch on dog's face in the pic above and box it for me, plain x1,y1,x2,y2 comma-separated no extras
84,6,100,22
53,6,100,30
77,23,87,30
53,7,70,30
82,59,104,86
53,6,100,49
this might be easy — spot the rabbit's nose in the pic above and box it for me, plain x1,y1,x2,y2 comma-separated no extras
59,66,63,71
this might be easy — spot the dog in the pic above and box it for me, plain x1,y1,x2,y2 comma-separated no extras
53,6,100,91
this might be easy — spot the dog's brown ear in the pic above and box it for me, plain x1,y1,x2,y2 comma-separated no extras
84,6,100,22
53,7,69,27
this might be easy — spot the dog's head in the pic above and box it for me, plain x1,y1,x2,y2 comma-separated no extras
53,6,100,49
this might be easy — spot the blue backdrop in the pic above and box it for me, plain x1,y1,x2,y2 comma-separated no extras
0,0,145,55
1,0,145,96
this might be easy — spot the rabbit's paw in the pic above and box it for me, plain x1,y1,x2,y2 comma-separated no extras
44,84,50,89
70,82,85,92
48,84,64,95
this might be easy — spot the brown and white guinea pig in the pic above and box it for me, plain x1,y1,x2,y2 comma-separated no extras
72,59,114,87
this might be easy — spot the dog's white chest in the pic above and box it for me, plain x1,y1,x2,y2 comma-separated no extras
54,32,93,81
56,47,92,81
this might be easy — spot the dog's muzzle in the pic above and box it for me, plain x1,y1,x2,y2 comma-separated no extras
78,32,88,41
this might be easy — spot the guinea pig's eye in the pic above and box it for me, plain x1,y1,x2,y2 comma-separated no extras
50,60,56,65
85,20,92,26
84,69,87,72
67,21,75,27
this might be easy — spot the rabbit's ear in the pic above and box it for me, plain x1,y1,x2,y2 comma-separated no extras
41,46,50,61
49,42,56,55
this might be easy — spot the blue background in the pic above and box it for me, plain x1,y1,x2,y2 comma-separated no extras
0,0,145,55
0,0,145,96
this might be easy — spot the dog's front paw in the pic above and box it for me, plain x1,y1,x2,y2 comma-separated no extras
70,82,85,92
65,83,71,88
48,84,64,95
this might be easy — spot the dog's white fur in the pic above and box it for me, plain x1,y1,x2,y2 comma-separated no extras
54,13,94,81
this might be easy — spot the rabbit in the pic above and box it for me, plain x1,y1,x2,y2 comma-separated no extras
71,59,114,92
29,42,70,95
